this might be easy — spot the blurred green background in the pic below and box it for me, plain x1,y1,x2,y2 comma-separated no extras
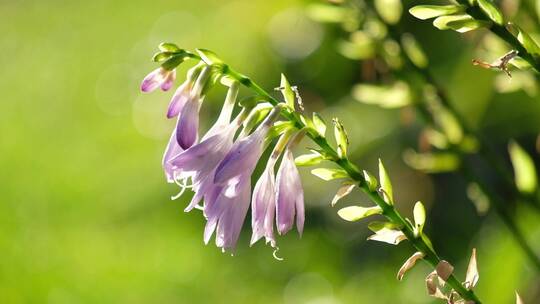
1,0,540,303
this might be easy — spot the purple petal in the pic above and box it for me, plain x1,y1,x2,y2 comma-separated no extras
276,150,304,235
176,99,201,149
215,178,252,250
162,124,184,183
160,69,176,91
214,125,269,185
141,68,166,93
167,82,190,119
250,165,276,246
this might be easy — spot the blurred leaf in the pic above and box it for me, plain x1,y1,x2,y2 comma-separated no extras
312,112,327,137
494,71,538,96
423,128,449,149
434,108,463,144
508,140,538,194
374,0,402,25
397,252,425,280
409,5,466,20
333,118,349,158
382,39,403,69
516,292,524,304
401,33,428,68
367,227,407,245
280,74,295,109
352,81,411,108
338,31,375,60
331,182,356,206
311,168,349,181
158,42,181,52
413,201,426,235
433,15,491,33
467,183,490,215
378,159,394,205
465,248,479,289
363,170,378,192
295,153,324,167
196,48,223,65
337,205,382,221
477,0,504,25
306,3,348,23
403,150,461,173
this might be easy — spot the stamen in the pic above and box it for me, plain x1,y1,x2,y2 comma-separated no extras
272,247,284,261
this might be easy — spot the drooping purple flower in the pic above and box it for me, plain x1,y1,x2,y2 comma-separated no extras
162,117,183,183
166,81,191,119
276,146,305,236
250,157,278,247
141,67,176,92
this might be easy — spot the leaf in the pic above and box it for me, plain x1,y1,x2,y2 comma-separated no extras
367,228,407,245
435,260,454,281
161,54,187,71
337,205,382,221
465,248,479,289
413,201,426,235
374,0,402,25
338,31,375,60
196,48,223,65
477,0,504,25
152,51,174,62
311,168,349,181
397,252,425,280
306,3,348,23
426,271,448,300
516,27,540,56
509,141,538,194
433,15,491,33
378,159,394,205
363,170,378,192
368,221,402,232
467,183,490,215
434,108,463,144
312,112,327,137
158,42,181,52
401,33,428,68
409,5,466,20
352,81,411,108
333,118,349,158
332,182,356,206
295,153,324,167
403,150,461,173
280,74,295,109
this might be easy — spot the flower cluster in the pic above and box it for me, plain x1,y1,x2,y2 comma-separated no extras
140,46,305,252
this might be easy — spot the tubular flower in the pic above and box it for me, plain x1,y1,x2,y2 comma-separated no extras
141,67,176,92
276,133,305,236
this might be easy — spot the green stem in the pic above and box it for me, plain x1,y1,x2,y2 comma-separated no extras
218,60,483,303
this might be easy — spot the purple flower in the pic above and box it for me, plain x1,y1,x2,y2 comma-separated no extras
141,67,176,92
276,146,305,236
166,81,192,119
250,157,278,247
162,118,184,183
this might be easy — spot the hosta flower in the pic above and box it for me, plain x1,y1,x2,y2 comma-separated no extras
250,153,278,247
163,122,183,183
276,138,305,236
141,67,176,92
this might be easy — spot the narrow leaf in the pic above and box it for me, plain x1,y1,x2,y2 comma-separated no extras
378,159,394,205
332,182,356,206
516,292,524,304
509,140,538,194
465,248,479,289
337,205,382,221
409,5,465,20
352,81,411,108
333,118,349,158
446,18,491,33
397,252,425,280
374,0,402,25
368,221,402,232
152,51,174,62
403,150,460,173
367,228,407,245
196,48,223,65
295,153,324,167
363,170,378,192
280,74,296,109
312,112,327,137
158,42,181,52
516,27,540,56
311,168,349,181
401,33,428,68
413,201,426,234
477,0,504,25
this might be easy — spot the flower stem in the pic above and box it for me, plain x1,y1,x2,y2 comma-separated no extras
217,61,483,303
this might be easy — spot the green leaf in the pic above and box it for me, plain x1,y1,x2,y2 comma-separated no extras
413,201,426,235
312,113,327,137
403,150,461,173
367,227,407,245
337,206,382,221
374,0,402,25
433,15,491,33
477,0,504,25
152,51,174,62
401,33,428,68
244,103,273,132
311,168,349,181
434,108,463,144
508,140,538,194
352,81,411,108
331,182,356,206
161,54,186,71
306,3,348,23
333,118,349,159
363,170,379,192
280,74,295,109
196,48,223,65
409,5,466,20
158,42,181,52
295,153,324,167
368,221,402,232
516,27,540,56
378,159,394,205
338,31,375,60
